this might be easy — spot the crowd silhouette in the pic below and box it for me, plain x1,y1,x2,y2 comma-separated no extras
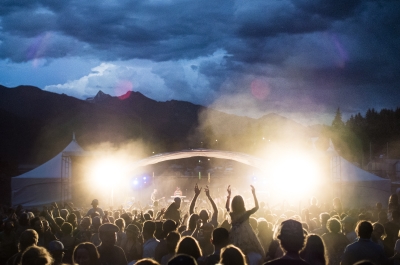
1,184,400,265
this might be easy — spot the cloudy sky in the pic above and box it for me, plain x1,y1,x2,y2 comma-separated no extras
0,0,399,125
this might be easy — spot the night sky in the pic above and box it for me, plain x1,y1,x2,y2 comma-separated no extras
0,0,399,125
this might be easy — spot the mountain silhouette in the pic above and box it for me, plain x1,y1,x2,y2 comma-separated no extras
0,85,317,167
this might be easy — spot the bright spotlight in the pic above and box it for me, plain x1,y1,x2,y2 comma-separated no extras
90,158,128,189
269,152,320,197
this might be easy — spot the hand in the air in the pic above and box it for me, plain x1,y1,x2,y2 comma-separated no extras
227,185,231,196
205,185,211,197
194,183,202,195
250,185,255,195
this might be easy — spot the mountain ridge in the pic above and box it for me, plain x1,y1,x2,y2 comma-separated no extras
0,85,317,167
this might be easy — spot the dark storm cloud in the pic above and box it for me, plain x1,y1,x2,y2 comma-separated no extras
0,0,399,121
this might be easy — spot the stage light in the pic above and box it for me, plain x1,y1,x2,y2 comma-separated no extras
90,157,128,189
269,152,320,198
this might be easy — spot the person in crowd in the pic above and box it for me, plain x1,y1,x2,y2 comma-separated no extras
226,185,265,265
258,219,273,255
332,198,343,216
168,254,198,265
48,240,65,265
90,216,102,247
15,213,30,240
300,234,326,265
30,216,56,248
6,229,38,265
155,219,177,262
196,222,214,257
371,222,386,249
121,224,143,263
161,231,181,265
321,218,348,265
377,211,389,225
189,184,219,228
0,219,18,263
264,219,309,265
308,197,321,219
97,223,127,265
60,222,77,263
74,216,92,243
143,220,160,259
164,198,181,224
249,217,258,232
373,203,384,222
19,246,53,265
73,242,101,265
181,213,199,237
312,213,330,236
115,218,126,246
204,227,229,265
384,209,400,257
341,216,357,243
86,199,105,218
341,221,388,265
175,236,203,264
388,194,399,213
219,244,248,265
67,213,78,230
60,209,69,221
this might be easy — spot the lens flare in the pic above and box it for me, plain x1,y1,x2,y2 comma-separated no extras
90,158,128,188
269,152,320,198
116,80,133,100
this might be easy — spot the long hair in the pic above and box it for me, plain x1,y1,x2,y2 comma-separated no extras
300,234,326,265
187,214,199,231
73,242,101,265
220,245,248,265
231,195,246,215
176,236,202,260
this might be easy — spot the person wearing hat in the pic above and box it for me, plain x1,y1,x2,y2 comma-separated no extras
121,224,142,263
264,219,309,265
97,223,127,265
342,216,357,243
86,199,105,218
48,240,65,265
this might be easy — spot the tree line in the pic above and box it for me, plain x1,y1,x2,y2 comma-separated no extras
329,107,400,165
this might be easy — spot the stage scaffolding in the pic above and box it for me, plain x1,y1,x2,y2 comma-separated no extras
61,153,72,203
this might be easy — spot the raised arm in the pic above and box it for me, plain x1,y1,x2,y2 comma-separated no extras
205,186,218,226
189,183,202,215
235,185,259,224
248,185,259,215
225,185,231,212
43,207,62,235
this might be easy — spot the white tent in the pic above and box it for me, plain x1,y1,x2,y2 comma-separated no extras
327,140,391,207
11,137,84,207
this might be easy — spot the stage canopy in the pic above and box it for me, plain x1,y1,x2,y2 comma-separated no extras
11,137,83,207
327,141,391,207
11,137,391,208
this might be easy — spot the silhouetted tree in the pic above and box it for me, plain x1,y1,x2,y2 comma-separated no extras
332,108,345,130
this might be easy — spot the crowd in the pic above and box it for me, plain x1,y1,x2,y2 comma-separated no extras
1,184,400,265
